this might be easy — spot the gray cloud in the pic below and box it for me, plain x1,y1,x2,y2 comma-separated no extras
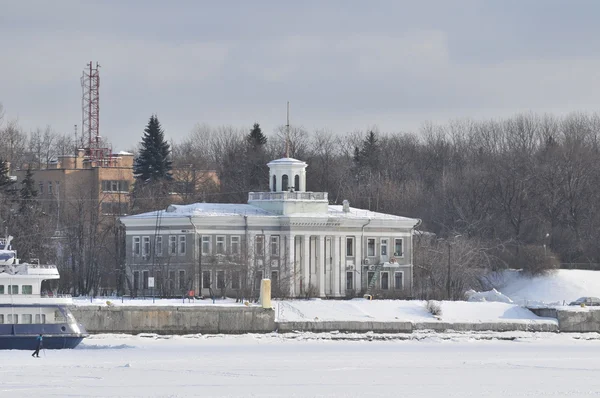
1,0,600,150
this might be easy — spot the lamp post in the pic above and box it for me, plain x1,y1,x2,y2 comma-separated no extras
446,234,461,300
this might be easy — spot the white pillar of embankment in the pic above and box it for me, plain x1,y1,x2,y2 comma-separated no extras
260,278,272,308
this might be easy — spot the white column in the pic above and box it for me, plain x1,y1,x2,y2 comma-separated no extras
340,236,347,297
303,235,310,295
355,236,362,292
317,235,325,297
332,235,340,297
287,233,295,297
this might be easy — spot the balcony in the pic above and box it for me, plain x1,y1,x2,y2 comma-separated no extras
248,192,328,201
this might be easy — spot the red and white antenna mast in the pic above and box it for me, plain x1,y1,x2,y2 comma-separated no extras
80,62,111,166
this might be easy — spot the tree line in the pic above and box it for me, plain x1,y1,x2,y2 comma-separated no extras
1,102,599,297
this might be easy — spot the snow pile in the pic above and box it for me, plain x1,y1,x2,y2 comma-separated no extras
465,288,513,303
499,269,600,306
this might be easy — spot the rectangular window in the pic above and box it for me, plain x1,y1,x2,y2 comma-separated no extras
381,239,388,256
270,270,278,282
48,181,53,195
346,272,354,290
394,239,403,257
367,271,375,287
0,285,4,294
202,236,211,255
133,236,141,256
381,272,389,290
394,272,404,290
22,314,32,324
202,271,211,289
231,271,240,289
143,236,150,257
7,314,17,324
178,235,186,255
255,235,264,256
367,238,375,257
133,271,140,290
254,270,263,290
178,270,186,290
217,271,225,289
22,285,32,294
102,180,129,192
216,236,225,255
231,236,240,255
169,235,177,255
156,270,162,289
9,285,18,294
0,314,3,324
270,236,279,256
346,237,354,257
143,270,149,289
34,314,46,324
39,182,44,195
155,236,163,257
169,271,176,291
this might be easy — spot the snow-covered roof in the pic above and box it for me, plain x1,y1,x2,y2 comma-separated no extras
124,202,418,223
126,203,277,219
267,157,307,166
116,151,133,156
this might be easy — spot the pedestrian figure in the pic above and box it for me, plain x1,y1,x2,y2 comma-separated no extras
32,334,43,357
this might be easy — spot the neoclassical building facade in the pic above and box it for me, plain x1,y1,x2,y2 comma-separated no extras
120,157,420,298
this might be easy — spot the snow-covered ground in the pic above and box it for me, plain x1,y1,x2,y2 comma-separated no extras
5,332,600,397
72,269,600,325
7,270,600,397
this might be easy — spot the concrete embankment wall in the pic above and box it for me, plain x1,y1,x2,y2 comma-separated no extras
71,306,559,334
70,306,275,334
529,307,600,332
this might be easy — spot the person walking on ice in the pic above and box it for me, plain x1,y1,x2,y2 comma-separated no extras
32,334,43,357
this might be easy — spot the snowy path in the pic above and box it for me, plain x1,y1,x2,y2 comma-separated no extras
3,333,600,397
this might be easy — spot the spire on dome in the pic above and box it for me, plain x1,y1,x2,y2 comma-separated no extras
285,101,290,158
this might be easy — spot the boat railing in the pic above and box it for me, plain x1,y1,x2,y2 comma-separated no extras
40,293,72,299
25,263,58,269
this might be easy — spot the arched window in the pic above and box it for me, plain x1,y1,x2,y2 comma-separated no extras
282,175,289,191
272,175,277,192
294,175,300,191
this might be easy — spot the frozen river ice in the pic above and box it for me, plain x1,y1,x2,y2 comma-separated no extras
3,332,600,397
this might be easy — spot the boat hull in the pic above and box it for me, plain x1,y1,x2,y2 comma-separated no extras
0,334,86,350
0,307,88,350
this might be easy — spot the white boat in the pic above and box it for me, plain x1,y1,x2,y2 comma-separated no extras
0,236,88,349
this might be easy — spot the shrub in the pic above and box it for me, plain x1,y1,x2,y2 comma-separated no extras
426,300,442,316
514,245,559,276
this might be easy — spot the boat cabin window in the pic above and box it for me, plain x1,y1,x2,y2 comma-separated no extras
9,285,17,294
35,314,46,324
22,285,32,294
22,314,32,324
0,314,3,324
7,314,18,324
0,285,3,294
54,310,66,323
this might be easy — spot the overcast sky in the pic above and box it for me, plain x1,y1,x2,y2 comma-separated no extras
1,0,600,150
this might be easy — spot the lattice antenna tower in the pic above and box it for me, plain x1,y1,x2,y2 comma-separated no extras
80,62,112,166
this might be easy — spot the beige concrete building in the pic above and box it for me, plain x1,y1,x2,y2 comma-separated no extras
14,150,134,218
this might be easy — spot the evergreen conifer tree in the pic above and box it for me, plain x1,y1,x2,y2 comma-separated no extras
245,123,269,191
0,158,14,192
19,166,37,213
247,123,267,148
134,115,172,182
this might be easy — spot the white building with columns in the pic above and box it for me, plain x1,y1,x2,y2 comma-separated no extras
120,157,421,299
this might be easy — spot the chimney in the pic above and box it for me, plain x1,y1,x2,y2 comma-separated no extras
342,200,350,213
